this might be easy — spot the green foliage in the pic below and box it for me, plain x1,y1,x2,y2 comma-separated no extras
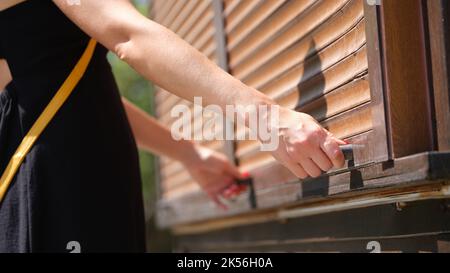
107,0,153,204
107,51,156,207
107,0,172,252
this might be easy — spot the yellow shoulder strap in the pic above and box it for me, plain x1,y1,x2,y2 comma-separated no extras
0,39,97,203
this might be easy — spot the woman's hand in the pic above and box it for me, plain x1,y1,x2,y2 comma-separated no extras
182,145,245,210
270,108,347,179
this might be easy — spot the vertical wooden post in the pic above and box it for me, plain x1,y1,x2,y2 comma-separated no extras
212,0,229,72
379,0,435,158
427,0,450,151
212,0,235,162
363,1,391,162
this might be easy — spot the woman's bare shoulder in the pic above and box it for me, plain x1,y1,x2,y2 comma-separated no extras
0,0,27,12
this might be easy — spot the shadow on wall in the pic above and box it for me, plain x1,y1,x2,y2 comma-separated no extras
297,40,329,198
296,40,364,199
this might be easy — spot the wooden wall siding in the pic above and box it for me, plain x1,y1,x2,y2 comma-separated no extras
151,0,395,227
151,0,226,201
229,0,373,182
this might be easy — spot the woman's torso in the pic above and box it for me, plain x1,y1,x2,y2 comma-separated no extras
0,0,145,252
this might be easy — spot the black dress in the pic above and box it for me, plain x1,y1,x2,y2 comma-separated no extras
0,0,145,252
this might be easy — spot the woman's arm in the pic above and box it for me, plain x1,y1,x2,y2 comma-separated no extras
53,0,345,179
53,0,269,111
122,97,195,162
122,97,243,208
0,59,12,90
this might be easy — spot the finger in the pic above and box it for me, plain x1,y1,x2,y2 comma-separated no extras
216,177,235,194
285,146,322,177
283,159,309,179
321,137,345,168
333,136,348,145
228,188,242,199
223,183,248,198
325,130,348,145
310,149,333,172
241,171,251,179
210,194,228,211
222,184,240,199
237,184,248,193
224,162,244,179
297,156,322,178
275,148,309,179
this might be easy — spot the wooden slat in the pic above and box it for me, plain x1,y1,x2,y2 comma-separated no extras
229,0,317,66
154,89,170,105
269,46,368,102
224,0,261,33
227,0,287,49
205,41,217,59
162,181,201,200
243,4,365,88
154,0,178,23
178,0,212,39
163,169,193,191
184,6,215,44
223,0,234,10
229,0,350,69
151,0,165,16
161,161,184,179
171,0,201,33
234,0,363,80
192,23,216,51
160,0,190,28
224,0,240,16
297,76,370,119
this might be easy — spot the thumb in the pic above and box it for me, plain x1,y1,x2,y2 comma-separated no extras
332,136,347,146
224,162,244,179
326,130,347,146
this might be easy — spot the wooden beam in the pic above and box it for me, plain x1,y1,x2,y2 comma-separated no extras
158,151,450,228
427,0,450,151
212,0,235,163
174,181,450,237
176,198,450,253
379,0,435,158
363,1,390,162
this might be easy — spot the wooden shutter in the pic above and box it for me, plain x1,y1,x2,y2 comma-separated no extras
151,0,391,227
151,0,251,227
152,0,222,222
226,0,388,209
